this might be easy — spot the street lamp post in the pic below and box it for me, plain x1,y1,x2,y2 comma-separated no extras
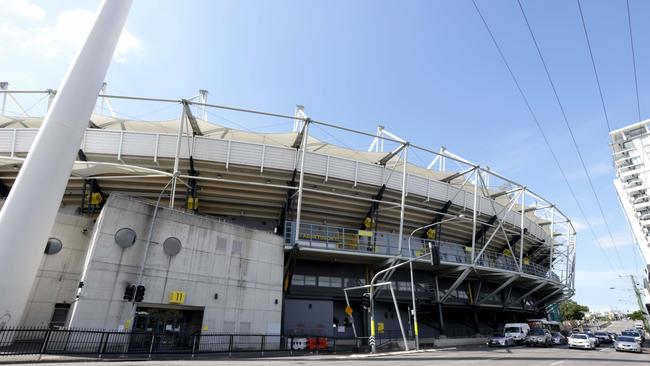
406,214,464,350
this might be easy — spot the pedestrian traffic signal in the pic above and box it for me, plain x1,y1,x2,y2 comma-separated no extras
123,284,135,301
361,293,370,309
134,285,146,302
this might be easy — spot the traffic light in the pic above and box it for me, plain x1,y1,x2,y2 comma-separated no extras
361,293,370,309
134,285,146,303
123,285,135,301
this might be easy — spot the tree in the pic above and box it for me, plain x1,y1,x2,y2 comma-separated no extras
559,300,589,321
628,310,645,321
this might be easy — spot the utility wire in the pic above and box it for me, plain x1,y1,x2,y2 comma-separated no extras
626,0,642,121
516,0,627,272
576,0,611,131
470,0,621,274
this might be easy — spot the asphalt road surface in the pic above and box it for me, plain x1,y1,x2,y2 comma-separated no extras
8,321,648,366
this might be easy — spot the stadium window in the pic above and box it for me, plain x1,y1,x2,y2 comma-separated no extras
304,276,316,286
49,303,71,329
292,275,305,286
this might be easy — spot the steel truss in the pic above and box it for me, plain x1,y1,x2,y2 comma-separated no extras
0,87,577,311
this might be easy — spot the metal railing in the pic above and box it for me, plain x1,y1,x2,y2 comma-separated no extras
0,327,361,357
285,221,560,283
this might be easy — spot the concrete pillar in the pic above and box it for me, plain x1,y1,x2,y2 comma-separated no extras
0,0,132,328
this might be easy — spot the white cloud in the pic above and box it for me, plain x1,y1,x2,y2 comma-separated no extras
572,217,605,234
0,0,46,22
0,2,142,63
592,231,634,250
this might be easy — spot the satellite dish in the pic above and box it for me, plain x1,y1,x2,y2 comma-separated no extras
44,238,63,255
115,228,137,248
163,237,182,256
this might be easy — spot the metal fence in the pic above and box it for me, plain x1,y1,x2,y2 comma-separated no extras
0,327,362,357
285,221,558,282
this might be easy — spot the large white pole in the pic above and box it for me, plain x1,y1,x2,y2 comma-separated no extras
0,0,132,328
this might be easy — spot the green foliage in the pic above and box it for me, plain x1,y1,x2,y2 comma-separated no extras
628,310,645,321
559,300,589,321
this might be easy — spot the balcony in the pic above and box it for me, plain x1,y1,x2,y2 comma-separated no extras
284,221,560,283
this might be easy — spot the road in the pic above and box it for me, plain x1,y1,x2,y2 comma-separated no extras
7,321,648,366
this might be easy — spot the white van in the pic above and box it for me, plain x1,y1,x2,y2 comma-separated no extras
634,322,644,330
504,323,531,343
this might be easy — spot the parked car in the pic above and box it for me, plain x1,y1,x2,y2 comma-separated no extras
594,331,612,345
568,334,595,350
486,333,515,347
615,336,643,353
634,322,644,331
584,331,600,347
572,328,582,334
525,328,552,347
504,323,530,344
551,332,567,345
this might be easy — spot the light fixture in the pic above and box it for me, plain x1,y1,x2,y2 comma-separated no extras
163,237,182,256
114,228,137,248
44,238,63,255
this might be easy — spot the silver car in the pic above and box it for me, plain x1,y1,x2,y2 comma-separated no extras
486,333,515,347
615,336,642,353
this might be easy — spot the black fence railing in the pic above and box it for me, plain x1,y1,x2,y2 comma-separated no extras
0,327,363,357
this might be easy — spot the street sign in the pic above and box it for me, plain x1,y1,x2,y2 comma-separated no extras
345,306,353,316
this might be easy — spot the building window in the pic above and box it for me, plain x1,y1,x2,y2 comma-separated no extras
318,276,342,288
397,281,411,292
304,276,316,286
49,303,70,329
292,275,316,286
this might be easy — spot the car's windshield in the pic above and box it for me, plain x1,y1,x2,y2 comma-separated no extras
529,329,544,335
505,327,521,333
622,332,638,337
595,332,607,336
552,332,562,337
617,336,636,342
492,333,504,337
571,334,587,339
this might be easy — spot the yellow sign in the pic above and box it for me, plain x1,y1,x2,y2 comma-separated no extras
358,230,373,237
202,325,209,331
169,290,186,304
345,306,353,316
377,322,384,333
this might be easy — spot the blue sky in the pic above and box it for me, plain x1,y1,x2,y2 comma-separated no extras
1,0,648,312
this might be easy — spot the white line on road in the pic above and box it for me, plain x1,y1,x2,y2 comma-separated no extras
550,361,565,365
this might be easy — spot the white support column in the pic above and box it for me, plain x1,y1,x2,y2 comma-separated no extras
0,0,132,328
199,89,208,121
397,144,409,254
549,207,555,273
471,168,479,262
170,102,186,208
519,188,526,272
293,119,310,244
46,89,56,111
0,82,8,115
293,105,304,132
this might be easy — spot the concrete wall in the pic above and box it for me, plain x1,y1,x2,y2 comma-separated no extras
21,209,94,326
69,195,284,334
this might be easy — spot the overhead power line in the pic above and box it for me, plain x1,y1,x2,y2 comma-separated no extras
470,0,623,275
626,0,642,121
516,0,627,273
576,0,611,131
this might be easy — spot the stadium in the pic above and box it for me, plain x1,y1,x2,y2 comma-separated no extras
0,85,575,344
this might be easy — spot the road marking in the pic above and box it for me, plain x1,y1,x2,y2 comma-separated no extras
550,361,565,365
